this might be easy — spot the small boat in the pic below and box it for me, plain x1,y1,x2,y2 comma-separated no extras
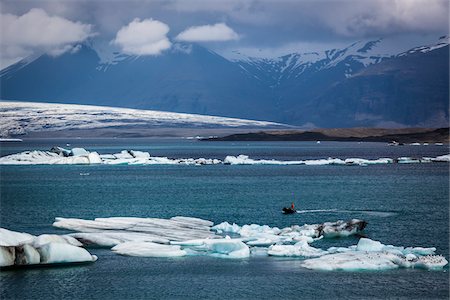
282,207,296,214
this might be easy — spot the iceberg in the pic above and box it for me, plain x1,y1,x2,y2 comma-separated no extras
0,148,448,167
202,238,250,258
268,240,327,257
0,246,16,267
0,228,97,268
112,242,187,257
14,244,41,265
432,154,450,162
301,238,448,271
0,228,35,246
3,217,447,271
32,234,83,248
38,242,97,264
319,219,367,238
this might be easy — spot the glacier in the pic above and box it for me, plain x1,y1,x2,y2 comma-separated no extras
0,101,286,138
0,147,448,166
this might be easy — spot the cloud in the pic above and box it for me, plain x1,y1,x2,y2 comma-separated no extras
112,18,171,55
176,23,239,42
319,0,449,37
0,8,94,61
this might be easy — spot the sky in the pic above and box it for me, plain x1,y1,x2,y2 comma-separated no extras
0,0,448,68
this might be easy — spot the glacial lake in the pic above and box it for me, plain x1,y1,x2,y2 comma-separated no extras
1,139,449,299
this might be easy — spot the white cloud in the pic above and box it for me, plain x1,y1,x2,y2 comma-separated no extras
0,8,94,66
112,18,171,55
176,23,239,42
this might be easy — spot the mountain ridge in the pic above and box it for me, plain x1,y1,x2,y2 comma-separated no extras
1,37,448,128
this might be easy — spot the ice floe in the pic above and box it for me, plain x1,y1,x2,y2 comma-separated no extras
51,216,447,270
0,147,448,166
1,216,447,271
112,242,187,257
301,238,448,271
0,228,97,268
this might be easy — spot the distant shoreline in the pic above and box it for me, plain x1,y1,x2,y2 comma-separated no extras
203,127,449,143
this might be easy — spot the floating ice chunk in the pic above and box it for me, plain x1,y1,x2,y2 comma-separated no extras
170,239,213,246
38,242,97,264
14,244,40,265
246,238,276,247
112,242,187,257
170,216,214,227
414,255,448,270
129,150,150,159
68,233,123,247
211,221,241,234
302,238,448,271
397,157,421,164
71,148,89,156
239,224,281,237
304,159,334,165
302,251,400,271
0,246,15,267
268,240,326,257
0,228,35,246
402,246,436,256
223,155,303,165
50,146,71,157
319,219,367,238
250,247,269,256
88,152,102,164
204,239,250,258
432,154,450,162
32,234,83,248
345,158,393,165
356,238,384,252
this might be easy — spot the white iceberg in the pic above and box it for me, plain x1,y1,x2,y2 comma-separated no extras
0,148,448,167
14,244,41,265
38,242,97,264
112,242,187,257
268,240,327,257
0,246,16,267
32,234,83,248
0,228,98,268
432,154,450,162
301,238,448,271
203,238,250,259
0,228,35,246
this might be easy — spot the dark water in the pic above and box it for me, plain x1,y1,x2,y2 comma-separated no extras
1,139,449,299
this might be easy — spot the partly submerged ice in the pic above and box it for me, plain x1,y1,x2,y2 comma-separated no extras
0,228,97,268
0,147,448,166
301,238,448,271
1,216,447,271
47,215,448,271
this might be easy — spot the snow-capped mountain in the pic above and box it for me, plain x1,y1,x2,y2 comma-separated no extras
0,37,448,128
230,39,407,87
